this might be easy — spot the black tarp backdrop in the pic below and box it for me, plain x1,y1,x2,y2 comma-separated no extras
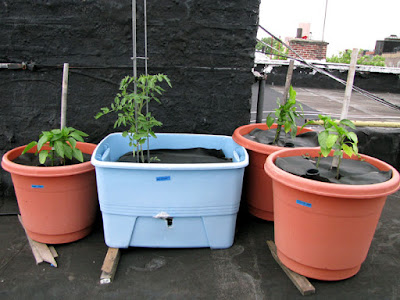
0,0,261,196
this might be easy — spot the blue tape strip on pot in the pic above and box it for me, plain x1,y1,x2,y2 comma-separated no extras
31,185,44,189
156,176,171,182
296,200,312,208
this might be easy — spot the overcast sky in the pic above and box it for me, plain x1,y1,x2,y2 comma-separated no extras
258,0,400,56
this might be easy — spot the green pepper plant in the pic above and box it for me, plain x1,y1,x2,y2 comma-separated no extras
22,127,88,166
303,115,360,179
95,74,171,163
266,86,304,145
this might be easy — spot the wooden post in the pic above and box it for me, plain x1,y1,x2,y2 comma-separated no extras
256,75,267,123
282,60,295,103
340,49,359,120
60,63,69,129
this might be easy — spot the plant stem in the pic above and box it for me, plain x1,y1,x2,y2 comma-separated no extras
273,125,282,145
316,153,321,168
336,156,342,180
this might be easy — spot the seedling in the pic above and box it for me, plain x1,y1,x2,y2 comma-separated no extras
266,86,303,145
303,115,360,179
22,127,88,166
95,74,171,163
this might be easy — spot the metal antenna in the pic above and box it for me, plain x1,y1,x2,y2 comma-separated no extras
144,0,150,162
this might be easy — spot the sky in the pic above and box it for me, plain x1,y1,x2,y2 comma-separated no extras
258,0,400,57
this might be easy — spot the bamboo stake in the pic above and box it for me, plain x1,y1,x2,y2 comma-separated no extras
340,49,359,120
306,119,400,128
60,63,69,129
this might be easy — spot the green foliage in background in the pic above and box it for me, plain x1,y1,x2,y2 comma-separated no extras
327,49,385,66
256,37,288,60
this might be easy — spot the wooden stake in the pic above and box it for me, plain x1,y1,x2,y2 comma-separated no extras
340,49,359,120
282,60,295,103
60,63,69,129
267,241,315,296
100,247,121,284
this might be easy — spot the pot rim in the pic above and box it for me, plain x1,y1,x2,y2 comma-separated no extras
232,123,316,155
264,147,400,199
1,142,96,177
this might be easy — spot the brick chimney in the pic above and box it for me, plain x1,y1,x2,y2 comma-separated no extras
288,39,329,60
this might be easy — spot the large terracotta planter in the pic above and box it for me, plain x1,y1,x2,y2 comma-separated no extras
264,147,400,280
232,123,313,221
1,142,98,244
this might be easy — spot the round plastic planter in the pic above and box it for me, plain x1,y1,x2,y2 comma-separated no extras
232,123,313,221
264,147,400,281
1,142,98,244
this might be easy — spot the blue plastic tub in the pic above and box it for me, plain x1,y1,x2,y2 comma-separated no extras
91,133,248,249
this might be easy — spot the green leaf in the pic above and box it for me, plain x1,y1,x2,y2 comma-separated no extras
334,150,343,158
22,141,38,154
51,129,61,134
71,129,89,137
352,143,359,155
37,134,50,151
347,132,358,143
340,119,356,129
266,115,275,128
318,131,329,149
284,121,291,133
326,134,338,148
67,137,77,149
342,144,354,158
72,148,84,163
95,112,104,119
39,150,49,164
320,147,331,157
70,132,84,142
54,140,65,158
63,144,73,160
50,133,63,141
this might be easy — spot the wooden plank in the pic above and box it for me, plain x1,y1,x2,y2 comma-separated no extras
100,247,121,284
49,246,58,258
18,215,58,267
267,241,315,296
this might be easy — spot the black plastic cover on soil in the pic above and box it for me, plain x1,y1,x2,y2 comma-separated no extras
13,153,92,167
275,155,392,185
118,148,232,164
244,128,319,147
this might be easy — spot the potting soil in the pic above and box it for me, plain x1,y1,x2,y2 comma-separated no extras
275,155,392,185
117,148,233,163
244,128,319,147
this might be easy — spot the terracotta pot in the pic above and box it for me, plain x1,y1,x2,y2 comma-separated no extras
232,123,313,221
1,142,98,244
264,147,400,280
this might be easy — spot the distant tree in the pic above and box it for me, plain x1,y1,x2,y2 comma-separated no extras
256,37,288,60
327,49,385,66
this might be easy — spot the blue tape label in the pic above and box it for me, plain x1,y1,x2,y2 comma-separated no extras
296,200,312,208
156,176,171,182
32,185,44,189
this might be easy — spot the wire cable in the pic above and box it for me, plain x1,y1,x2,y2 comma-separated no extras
258,25,400,112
